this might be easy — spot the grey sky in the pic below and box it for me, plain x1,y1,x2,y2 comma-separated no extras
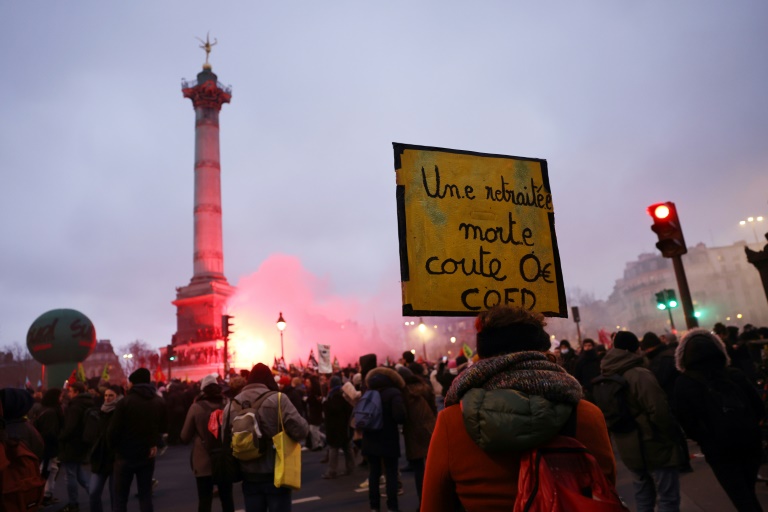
1,2,766,351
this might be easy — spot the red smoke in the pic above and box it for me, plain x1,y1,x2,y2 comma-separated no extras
226,254,404,370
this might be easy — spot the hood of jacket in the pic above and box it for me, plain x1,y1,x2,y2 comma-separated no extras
600,348,645,376
461,388,572,452
675,328,730,373
365,367,405,390
129,382,158,400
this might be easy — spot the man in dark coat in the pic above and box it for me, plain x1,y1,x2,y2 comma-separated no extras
321,375,354,478
673,328,764,511
362,367,406,512
573,338,602,401
641,332,680,403
599,332,685,512
58,382,96,512
108,368,167,512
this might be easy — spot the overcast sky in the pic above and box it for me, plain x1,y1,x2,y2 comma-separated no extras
2,2,767,354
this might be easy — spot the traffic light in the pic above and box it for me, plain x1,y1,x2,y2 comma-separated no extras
167,344,176,361
654,289,678,310
655,291,667,310
665,289,678,308
222,315,235,339
647,202,687,258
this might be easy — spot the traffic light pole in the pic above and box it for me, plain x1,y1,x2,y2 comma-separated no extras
672,255,698,329
666,306,676,332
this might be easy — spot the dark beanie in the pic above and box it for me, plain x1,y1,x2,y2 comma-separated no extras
359,353,377,378
129,368,151,384
402,351,415,364
0,388,34,420
476,323,550,358
641,332,662,351
247,363,278,391
329,376,342,388
613,331,640,353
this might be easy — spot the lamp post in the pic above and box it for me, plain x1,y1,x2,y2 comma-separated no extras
418,317,427,361
276,312,286,361
740,216,764,244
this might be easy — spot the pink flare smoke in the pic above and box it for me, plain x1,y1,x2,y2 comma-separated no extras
226,254,404,370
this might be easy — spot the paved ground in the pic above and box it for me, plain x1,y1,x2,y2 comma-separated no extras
43,440,768,511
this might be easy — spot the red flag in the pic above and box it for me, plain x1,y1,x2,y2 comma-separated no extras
598,329,613,350
154,366,166,383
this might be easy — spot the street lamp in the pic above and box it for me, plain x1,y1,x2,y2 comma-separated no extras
276,312,286,361
418,317,427,361
740,216,764,244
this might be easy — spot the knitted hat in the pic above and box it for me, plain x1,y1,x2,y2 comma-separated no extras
329,376,342,388
476,322,550,358
0,388,34,420
247,363,278,391
402,351,415,364
278,375,292,387
129,368,151,384
613,331,640,353
200,374,218,391
641,332,662,351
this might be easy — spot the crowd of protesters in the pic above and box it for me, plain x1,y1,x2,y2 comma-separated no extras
2,311,767,512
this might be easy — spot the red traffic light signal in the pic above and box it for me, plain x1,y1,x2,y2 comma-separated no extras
647,201,687,258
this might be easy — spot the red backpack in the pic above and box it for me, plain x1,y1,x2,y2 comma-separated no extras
1,438,45,511
514,416,628,512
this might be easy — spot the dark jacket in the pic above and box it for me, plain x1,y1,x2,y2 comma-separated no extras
33,405,63,462
402,376,436,461
362,367,406,458
646,345,679,403
673,328,763,463
90,404,118,474
573,349,602,396
108,383,167,462
600,348,686,471
59,392,95,463
323,387,352,448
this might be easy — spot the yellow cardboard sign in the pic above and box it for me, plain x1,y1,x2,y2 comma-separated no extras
394,143,566,317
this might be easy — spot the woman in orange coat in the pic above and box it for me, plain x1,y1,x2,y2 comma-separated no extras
421,306,617,512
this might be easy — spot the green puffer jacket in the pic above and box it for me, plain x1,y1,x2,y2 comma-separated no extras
461,388,573,452
599,348,686,471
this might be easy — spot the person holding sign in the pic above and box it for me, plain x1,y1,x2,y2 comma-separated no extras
421,305,617,511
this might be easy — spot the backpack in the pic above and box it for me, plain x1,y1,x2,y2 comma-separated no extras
205,405,242,483
591,374,637,434
514,408,628,512
352,389,383,431
82,406,101,446
230,391,277,461
1,439,46,511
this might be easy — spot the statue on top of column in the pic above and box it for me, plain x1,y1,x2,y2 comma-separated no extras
196,33,217,68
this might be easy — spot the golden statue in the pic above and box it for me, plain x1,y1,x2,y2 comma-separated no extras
196,33,217,69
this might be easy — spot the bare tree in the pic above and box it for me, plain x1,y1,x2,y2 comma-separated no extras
117,340,157,375
0,342,41,387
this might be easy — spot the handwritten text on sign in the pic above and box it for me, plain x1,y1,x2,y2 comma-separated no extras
394,143,566,317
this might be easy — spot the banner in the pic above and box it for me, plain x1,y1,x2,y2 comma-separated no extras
462,343,474,360
393,143,566,317
317,344,332,374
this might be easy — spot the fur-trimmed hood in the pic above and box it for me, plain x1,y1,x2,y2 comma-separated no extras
365,366,405,390
675,328,731,373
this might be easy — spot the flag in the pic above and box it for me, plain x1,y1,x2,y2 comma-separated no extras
332,356,340,372
37,379,42,389
154,366,166,383
307,349,319,371
598,329,612,350
76,362,87,382
278,357,288,373
317,344,332,373
25,376,32,389
462,343,474,360
101,363,110,382
272,357,280,371
66,367,77,387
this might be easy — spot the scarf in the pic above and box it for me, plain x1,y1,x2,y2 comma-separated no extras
101,395,122,413
444,351,583,407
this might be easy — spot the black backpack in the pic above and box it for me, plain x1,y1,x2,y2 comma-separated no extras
591,374,637,434
204,404,242,484
82,406,101,446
